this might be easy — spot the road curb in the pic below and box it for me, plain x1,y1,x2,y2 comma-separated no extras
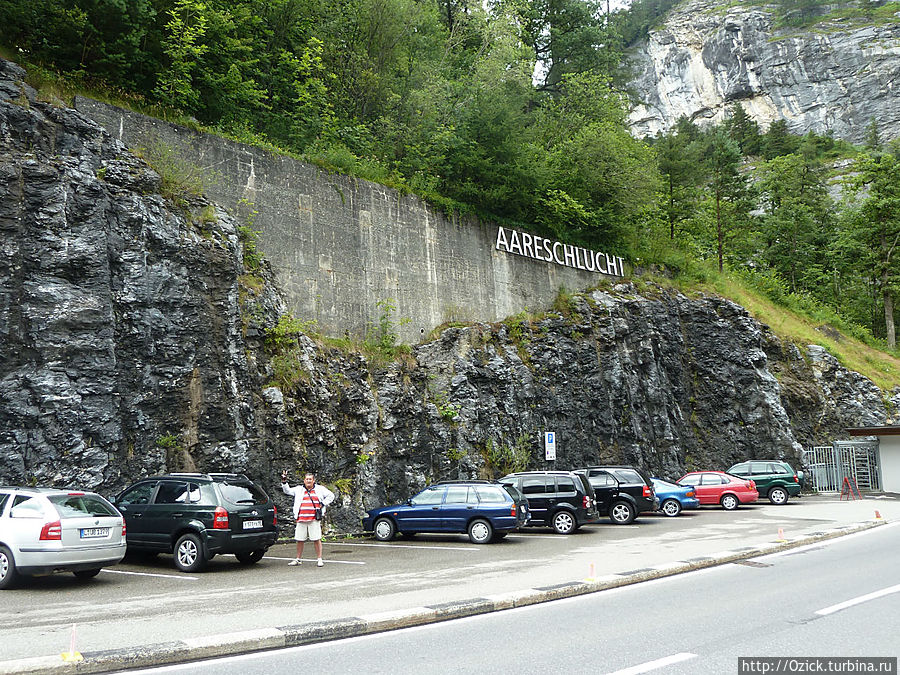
0,520,885,674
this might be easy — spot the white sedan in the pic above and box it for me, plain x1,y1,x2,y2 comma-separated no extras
0,487,126,589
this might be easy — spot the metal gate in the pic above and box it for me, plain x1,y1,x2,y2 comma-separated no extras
802,441,880,493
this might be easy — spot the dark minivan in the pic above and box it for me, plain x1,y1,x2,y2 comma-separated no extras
576,466,658,524
113,473,277,572
499,471,598,534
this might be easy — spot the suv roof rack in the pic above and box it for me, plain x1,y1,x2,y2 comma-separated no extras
432,479,496,485
160,472,250,481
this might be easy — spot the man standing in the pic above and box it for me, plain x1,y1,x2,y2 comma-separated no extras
281,470,335,567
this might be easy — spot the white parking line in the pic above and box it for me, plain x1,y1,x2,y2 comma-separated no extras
505,534,572,539
264,556,366,565
102,569,198,580
605,652,697,675
816,583,900,616
322,542,480,551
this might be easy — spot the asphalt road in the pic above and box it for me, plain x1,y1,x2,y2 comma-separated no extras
0,495,896,669
118,522,900,675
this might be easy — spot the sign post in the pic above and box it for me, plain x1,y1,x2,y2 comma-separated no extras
544,432,556,462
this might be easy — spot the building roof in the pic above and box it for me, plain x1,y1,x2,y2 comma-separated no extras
846,425,900,436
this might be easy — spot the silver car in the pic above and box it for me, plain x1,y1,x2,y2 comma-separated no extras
0,487,126,589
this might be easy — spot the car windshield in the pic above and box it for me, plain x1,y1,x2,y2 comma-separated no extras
654,479,679,489
219,481,269,505
48,494,118,518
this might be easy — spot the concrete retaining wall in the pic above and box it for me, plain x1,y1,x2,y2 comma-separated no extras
76,97,622,342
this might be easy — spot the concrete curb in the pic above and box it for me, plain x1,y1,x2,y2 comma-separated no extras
0,520,885,674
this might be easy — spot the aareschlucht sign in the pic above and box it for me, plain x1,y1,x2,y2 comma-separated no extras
495,226,625,277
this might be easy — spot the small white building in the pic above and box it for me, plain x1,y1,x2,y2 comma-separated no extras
846,425,900,493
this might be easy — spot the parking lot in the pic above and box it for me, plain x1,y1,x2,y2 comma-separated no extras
2,495,894,666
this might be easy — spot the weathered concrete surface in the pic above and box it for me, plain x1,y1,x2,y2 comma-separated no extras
73,97,620,344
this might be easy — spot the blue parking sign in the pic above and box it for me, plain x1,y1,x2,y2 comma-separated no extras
544,432,556,461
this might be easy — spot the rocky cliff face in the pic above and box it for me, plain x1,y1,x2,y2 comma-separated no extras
1,58,897,534
627,0,900,143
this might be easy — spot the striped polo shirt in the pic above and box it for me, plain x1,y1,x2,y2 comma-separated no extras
297,489,322,522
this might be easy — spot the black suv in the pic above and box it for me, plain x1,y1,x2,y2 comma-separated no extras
498,471,598,534
113,473,277,572
576,466,658,525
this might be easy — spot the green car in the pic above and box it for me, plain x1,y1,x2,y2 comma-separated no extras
726,461,803,505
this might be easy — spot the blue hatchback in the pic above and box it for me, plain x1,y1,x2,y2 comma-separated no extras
362,481,529,544
652,478,700,517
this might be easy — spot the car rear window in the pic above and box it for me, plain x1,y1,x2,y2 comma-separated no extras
474,486,508,503
611,469,644,484
575,474,593,495
218,481,269,505
501,484,524,501
48,494,118,518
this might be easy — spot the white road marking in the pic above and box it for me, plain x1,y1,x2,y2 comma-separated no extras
320,542,480,551
605,652,697,675
263,556,366,565
101,569,198,580
816,583,900,616
505,534,574,539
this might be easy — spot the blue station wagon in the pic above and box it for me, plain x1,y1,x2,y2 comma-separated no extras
362,481,529,544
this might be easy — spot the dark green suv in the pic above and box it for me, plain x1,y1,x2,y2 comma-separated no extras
113,473,277,572
726,461,802,505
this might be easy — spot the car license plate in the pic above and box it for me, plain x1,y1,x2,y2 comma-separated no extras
80,527,110,538
243,519,263,530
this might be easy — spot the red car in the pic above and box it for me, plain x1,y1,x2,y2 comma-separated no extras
676,471,758,510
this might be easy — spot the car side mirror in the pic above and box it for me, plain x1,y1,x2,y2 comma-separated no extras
406,498,412,505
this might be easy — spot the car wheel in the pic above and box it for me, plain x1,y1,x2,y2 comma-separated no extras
661,499,682,517
73,568,102,580
174,533,206,572
0,545,20,590
468,519,493,544
609,501,636,525
721,494,739,510
235,549,265,564
552,510,577,534
768,487,789,505
373,517,396,542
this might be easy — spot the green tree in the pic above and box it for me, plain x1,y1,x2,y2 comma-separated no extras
757,153,833,294
762,119,800,159
154,0,210,111
700,128,751,272
655,127,703,240
838,152,900,349
724,103,761,156
496,0,621,93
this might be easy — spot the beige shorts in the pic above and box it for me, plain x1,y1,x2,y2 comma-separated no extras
294,519,322,541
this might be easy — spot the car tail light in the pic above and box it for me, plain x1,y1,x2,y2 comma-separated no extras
510,504,517,517
67,492,85,496
793,475,799,483
273,505,278,526
213,506,229,529
583,495,591,509
642,485,651,498
40,520,62,540
749,480,756,490
686,490,695,497
122,521,127,536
